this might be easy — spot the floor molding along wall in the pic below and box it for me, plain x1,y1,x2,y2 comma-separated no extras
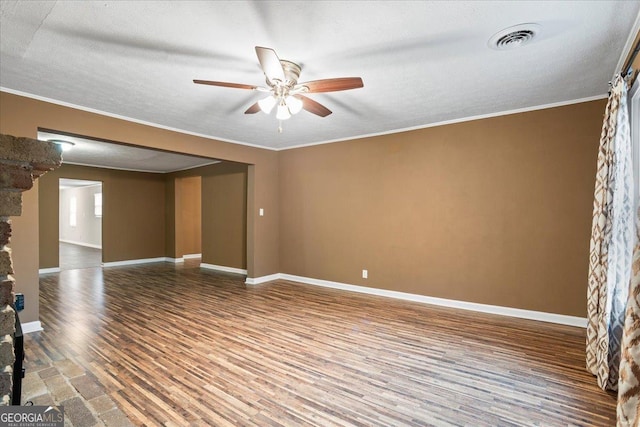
201,263,247,275
21,321,43,334
166,257,184,264
102,257,170,267
39,267,61,274
271,273,587,328
183,253,202,259
245,274,280,285
59,239,102,249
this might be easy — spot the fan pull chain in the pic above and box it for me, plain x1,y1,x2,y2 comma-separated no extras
278,120,283,134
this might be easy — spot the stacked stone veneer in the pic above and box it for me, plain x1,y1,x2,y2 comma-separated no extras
0,134,61,405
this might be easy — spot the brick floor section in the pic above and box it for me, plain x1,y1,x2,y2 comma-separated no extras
22,359,133,427
60,396,97,427
70,375,106,401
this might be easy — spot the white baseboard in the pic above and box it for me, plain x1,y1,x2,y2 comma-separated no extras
260,273,587,328
201,263,247,275
42,256,176,271
21,321,43,334
183,253,202,259
245,273,281,285
102,257,169,267
59,239,102,249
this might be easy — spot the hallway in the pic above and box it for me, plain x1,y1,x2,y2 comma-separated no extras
59,242,101,271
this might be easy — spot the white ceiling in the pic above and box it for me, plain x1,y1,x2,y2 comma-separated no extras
1,1,639,153
39,131,218,173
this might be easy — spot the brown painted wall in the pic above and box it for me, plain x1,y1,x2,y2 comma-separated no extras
0,92,280,277
165,177,177,259
39,164,166,267
0,91,279,278
201,162,248,269
279,100,606,317
11,186,40,323
0,90,277,324
0,90,608,321
175,176,202,257
166,162,247,266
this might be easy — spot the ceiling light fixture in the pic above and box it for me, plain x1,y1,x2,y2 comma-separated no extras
48,139,75,152
259,87,304,119
194,47,364,134
488,23,541,50
285,95,303,115
276,101,292,121
258,95,277,114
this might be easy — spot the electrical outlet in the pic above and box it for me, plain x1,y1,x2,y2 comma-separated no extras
259,208,264,216
362,269,368,279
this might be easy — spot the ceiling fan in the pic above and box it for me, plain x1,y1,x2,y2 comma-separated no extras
194,46,364,131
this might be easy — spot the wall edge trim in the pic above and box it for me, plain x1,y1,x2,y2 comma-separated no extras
38,267,61,274
276,273,587,328
102,257,169,267
614,8,640,77
278,94,608,151
1,87,605,153
21,321,43,334
0,87,276,151
245,274,280,285
201,263,247,275
59,239,102,249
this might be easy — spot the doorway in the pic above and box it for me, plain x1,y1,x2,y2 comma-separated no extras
58,178,103,270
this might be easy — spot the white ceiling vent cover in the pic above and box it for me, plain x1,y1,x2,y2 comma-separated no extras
488,23,542,50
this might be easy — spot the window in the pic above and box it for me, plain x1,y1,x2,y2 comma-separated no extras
631,78,639,211
94,193,102,217
70,196,77,227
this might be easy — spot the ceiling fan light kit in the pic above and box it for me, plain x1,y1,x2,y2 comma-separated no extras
194,46,363,132
258,95,277,114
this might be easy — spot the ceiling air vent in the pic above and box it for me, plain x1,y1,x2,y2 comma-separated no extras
488,23,541,50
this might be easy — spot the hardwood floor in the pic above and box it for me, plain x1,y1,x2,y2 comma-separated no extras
59,242,102,270
28,262,616,426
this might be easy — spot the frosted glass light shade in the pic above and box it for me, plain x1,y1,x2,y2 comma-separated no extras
285,95,303,114
258,95,277,114
276,104,291,120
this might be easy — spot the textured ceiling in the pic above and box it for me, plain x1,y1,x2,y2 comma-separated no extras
1,1,639,152
38,131,218,173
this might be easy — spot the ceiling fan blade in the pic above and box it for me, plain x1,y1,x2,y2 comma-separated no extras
193,80,257,90
300,77,364,93
298,95,332,117
255,46,285,84
244,102,261,114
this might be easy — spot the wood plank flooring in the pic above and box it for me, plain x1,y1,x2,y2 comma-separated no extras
59,242,102,271
27,262,616,426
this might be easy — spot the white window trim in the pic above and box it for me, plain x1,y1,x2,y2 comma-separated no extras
631,78,639,212
94,192,103,218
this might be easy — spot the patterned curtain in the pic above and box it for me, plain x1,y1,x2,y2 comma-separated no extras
617,211,640,426
586,74,634,391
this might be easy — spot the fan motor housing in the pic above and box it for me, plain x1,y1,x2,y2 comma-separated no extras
279,60,301,87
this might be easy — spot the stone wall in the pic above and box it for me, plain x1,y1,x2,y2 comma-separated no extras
0,134,61,405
